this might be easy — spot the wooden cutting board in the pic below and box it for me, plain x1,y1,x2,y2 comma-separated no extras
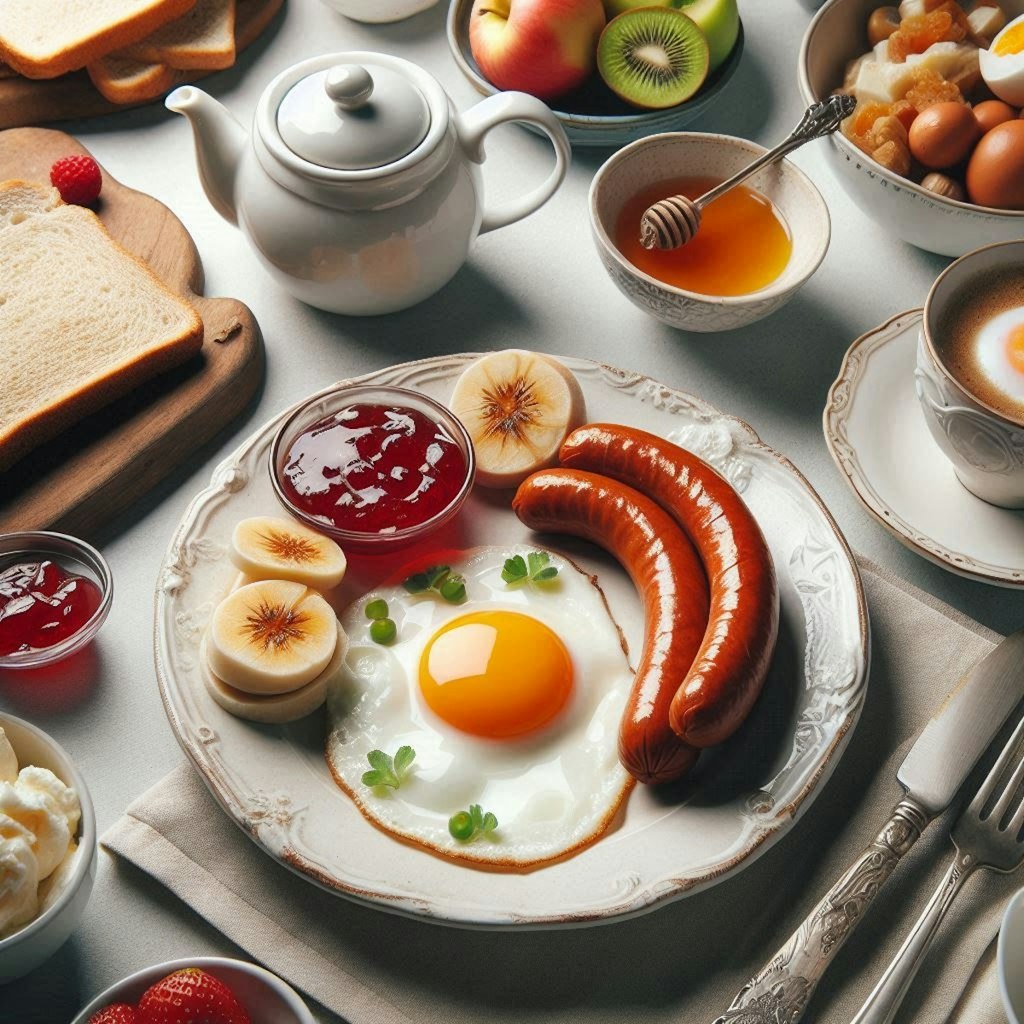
0,0,284,130
0,127,265,537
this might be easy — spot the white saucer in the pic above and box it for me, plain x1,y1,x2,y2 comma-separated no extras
824,309,1024,588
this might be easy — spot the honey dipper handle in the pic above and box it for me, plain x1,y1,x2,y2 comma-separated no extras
693,94,855,213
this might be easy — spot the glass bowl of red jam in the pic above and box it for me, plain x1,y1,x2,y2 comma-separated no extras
0,532,113,670
269,385,476,554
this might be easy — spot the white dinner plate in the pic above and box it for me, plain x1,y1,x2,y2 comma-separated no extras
154,355,868,928
824,309,1024,588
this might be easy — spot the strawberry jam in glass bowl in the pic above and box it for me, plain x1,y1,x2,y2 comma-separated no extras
0,532,113,669
269,385,476,553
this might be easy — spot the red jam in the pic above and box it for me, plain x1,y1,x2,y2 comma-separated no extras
0,560,103,656
280,403,469,535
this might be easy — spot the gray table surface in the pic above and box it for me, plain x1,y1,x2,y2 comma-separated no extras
3,0,1022,1020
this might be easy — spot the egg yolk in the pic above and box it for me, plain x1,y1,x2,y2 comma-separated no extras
1006,324,1024,375
994,22,1024,56
418,611,573,739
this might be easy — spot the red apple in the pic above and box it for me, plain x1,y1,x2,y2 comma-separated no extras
469,0,606,101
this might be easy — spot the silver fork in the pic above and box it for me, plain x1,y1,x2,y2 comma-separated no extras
851,712,1024,1024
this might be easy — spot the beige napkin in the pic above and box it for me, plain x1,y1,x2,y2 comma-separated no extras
103,559,1021,1024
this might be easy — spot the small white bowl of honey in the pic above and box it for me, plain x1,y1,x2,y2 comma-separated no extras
589,132,830,333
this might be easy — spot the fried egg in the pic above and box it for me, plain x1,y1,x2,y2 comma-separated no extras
325,546,634,867
976,306,1024,406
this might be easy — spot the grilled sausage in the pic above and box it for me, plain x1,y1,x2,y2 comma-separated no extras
513,469,708,784
559,424,779,749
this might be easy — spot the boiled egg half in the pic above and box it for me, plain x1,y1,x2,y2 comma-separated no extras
980,15,1024,106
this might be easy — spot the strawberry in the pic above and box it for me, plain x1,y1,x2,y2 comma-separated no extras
49,154,103,207
88,1006,139,1024
136,968,251,1024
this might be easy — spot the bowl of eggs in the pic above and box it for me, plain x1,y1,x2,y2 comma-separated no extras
800,0,1024,257
589,132,830,332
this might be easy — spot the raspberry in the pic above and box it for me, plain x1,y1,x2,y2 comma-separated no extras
49,154,102,206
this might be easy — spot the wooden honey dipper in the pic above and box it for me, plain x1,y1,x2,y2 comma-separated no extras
639,94,856,251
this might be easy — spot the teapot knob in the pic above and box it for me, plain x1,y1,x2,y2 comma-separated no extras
325,65,374,111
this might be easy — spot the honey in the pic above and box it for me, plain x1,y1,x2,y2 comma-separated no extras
613,176,792,297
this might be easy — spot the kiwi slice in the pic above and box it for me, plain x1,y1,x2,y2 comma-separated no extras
597,7,710,110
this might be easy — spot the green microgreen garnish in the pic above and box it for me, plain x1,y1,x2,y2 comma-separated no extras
448,803,498,842
370,618,397,645
501,551,559,586
402,565,466,604
362,746,415,789
364,598,389,621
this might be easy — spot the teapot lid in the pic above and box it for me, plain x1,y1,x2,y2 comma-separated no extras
276,62,431,171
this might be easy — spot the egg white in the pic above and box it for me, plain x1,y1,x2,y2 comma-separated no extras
325,546,635,867
980,16,1024,106
975,306,1024,405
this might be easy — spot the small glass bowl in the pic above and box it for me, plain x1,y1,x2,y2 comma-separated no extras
269,384,476,555
0,532,113,670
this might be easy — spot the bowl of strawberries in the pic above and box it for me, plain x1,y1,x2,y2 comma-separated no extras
73,959,316,1024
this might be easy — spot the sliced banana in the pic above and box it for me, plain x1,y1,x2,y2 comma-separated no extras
450,349,586,489
230,517,347,590
201,628,347,724
207,579,339,695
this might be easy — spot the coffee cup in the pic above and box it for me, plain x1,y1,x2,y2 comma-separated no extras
915,240,1024,509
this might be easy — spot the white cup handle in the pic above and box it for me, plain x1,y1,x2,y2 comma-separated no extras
455,91,571,235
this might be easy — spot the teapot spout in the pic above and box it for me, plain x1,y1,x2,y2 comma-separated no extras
166,85,246,226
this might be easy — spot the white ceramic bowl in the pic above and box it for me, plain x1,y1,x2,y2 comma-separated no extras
72,957,317,1023
1000,887,1024,1024
799,0,1024,257
589,132,830,333
0,714,96,984
319,0,440,22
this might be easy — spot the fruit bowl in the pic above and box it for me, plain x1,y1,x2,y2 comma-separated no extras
799,0,1024,257
71,957,316,1023
446,0,744,147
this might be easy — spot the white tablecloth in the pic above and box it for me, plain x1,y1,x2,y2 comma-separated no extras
2,1,1023,1020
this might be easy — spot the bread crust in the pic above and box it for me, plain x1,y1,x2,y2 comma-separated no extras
0,181,204,472
86,55,178,103
0,0,199,79
123,0,237,70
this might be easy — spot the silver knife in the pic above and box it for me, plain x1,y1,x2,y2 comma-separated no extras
713,627,1024,1024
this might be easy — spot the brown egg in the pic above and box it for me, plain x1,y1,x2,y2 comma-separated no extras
974,100,1016,134
908,102,981,169
968,120,1024,208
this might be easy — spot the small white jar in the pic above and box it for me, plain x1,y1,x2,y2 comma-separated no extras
319,0,441,23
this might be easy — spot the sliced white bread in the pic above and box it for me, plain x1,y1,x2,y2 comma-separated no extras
0,62,17,80
0,182,60,225
123,0,236,70
87,54,178,103
0,0,199,79
86,0,281,106
0,180,204,471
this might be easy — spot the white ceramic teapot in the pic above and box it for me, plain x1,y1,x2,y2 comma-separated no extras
166,53,570,316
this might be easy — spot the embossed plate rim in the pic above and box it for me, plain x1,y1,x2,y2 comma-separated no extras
823,309,1024,588
155,354,869,928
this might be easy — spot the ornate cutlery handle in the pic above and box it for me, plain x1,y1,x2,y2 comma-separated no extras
713,798,931,1024
849,851,977,1024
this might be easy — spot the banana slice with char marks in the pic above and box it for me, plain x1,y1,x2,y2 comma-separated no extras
230,516,347,590
450,349,586,489
201,629,347,724
208,579,339,695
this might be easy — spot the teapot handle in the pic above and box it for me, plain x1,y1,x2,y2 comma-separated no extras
455,92,571,235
